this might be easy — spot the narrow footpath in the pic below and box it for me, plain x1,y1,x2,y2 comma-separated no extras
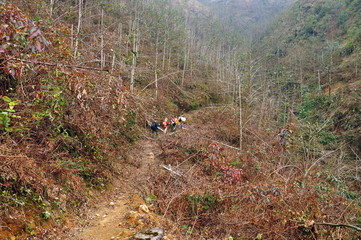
65,140,167,240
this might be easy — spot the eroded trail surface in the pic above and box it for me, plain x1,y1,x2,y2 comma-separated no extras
65,139,164,240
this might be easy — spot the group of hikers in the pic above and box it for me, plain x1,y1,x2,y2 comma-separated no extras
150,115,186,136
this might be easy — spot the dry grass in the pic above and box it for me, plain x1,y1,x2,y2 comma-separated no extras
144,108,361,239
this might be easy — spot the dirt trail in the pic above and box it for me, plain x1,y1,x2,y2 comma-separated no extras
65,139,163,240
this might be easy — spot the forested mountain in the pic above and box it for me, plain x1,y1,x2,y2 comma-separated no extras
0,0,360,239
197,0,295,38
261,0,361,78
259,0,361,152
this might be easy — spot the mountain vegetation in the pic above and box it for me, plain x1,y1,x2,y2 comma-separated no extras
259,0,361,167
198,0,295,39
0,0,360,239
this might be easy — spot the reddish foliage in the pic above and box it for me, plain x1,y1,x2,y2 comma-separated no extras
204,143,247,185
0,4,50,82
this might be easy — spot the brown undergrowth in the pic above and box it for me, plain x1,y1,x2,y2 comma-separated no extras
0,1,212,238
146,108,361,239
0,3,150,239
1,1,360,239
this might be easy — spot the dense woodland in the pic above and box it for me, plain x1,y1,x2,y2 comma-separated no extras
0,0,360,239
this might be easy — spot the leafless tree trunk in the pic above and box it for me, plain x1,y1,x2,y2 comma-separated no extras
74,0,83,58
155,34,159,98
167,47,172,70
182,39,189,86
162,37,167,70
130,16,139,92
100,7,105,70
118,23,123,70
299,61,303,96
111,50,116,72
328,53,333,96
50,0,55,18
70,24,74,49
355,57,359,76
317,70,321,91
181,16,190,86
238,74,243,150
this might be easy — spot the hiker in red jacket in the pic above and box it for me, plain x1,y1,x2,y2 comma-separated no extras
162,118,169,133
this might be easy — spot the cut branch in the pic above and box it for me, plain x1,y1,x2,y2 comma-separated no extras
162,165,182,177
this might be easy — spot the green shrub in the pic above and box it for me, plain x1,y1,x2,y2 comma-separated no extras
317,131,339,146
188,193,219,215
0,96,21,132
189,100,201,110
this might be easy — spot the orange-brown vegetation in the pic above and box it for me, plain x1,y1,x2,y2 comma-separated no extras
0,2,146,238
149,109,361,239
0,0,360,239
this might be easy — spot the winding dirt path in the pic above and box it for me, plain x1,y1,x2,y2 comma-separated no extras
65,139,164,240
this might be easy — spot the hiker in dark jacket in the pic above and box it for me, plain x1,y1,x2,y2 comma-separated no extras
150,122,160,136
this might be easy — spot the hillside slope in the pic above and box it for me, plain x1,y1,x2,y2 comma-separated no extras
261,0,361,84
257,0,361,155
0,0,360,239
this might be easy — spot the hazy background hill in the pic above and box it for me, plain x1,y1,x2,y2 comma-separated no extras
196,0,295,39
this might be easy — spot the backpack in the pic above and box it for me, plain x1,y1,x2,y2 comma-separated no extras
151,122,158,131
179,116,186,122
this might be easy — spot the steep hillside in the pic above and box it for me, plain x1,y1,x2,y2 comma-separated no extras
0,0,227,238
65,108,361,239
0,0,360,239
261,0,361,83
257,0,361,153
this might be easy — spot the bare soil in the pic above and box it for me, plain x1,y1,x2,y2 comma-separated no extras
64,139,165,240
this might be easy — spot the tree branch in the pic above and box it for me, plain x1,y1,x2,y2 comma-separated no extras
162,164,182,177
12,58,109,72
314,222,361,232
138,69,195,94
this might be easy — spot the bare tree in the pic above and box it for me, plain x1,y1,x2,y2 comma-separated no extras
74,0,83,58
100,6,105,70
130,16,140,92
